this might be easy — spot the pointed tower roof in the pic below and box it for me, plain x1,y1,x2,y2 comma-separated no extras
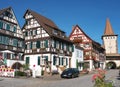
104,18,114,35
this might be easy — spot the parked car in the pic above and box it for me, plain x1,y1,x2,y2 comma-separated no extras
61,68,80,78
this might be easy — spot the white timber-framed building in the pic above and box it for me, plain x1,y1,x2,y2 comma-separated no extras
22,9,74,76
0,7,25,69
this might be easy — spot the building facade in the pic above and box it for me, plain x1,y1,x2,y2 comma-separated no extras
0,7,24,69
102,18,120,69
71,45,84,71
69,25,106,71
22,9,73,76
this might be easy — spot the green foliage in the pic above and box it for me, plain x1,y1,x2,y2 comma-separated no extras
15,71,26,76
92,69,113,87
22,64,29,70
41,70,44,75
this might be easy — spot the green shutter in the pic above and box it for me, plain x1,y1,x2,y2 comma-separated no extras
30,42,32,49
45,40,48,48
36,41,40,48
36,30,37,35
25,32,28,36
26,57,29,64
62,58,64,65
66,58,68,65
0,21,3,29
6,24,10,30
59,57,60,65
53,56,56,65
30,31,33,35
38,56,40,65
13,26,16,32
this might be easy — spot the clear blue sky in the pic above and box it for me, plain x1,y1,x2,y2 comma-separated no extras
0,0,120,53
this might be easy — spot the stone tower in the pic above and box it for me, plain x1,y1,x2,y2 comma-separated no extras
102,18,118,54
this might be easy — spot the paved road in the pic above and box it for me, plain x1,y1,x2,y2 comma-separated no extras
0,69,120,87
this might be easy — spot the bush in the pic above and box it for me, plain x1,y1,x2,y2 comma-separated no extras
15,71,26,76
41,70,44,75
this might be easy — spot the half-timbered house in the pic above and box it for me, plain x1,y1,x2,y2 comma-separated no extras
0,7,24,69
22,9,73,76
69,25,105,71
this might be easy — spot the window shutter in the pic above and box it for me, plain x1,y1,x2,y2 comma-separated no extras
30,31,33,35
38,56,40,65
53,56,56,65
6,24,10,30
30,42,32,49
59,57,60,65
25,32,28,36
0,21,3,29
26,57,29,64
62,57,64,65
72,45,74,52
35,30,37,35
66,58,68,65
36,41,40,48
45,40,48,48
14,26,16,32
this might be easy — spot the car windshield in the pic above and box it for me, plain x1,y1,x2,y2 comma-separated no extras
63,68,74,73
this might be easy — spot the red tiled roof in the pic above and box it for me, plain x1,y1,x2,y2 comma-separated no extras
104,18,114,35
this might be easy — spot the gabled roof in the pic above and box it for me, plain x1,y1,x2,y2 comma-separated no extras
69,25,92,42
104,18,114,35
0,7,11,15
69,25,104,50
23,9,72,43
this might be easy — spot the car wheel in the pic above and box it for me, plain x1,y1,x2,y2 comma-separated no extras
71,75,74,78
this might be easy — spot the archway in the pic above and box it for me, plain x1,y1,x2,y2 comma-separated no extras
12,62,22,69
106,62,116,69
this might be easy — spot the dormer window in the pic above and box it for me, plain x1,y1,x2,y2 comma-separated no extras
53,29,58,35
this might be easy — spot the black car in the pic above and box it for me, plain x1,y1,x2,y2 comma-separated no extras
61,68,80,78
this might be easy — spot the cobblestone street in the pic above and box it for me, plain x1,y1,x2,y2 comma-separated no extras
0,69,119,87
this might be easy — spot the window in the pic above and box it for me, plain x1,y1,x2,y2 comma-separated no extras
41,41,45,48
53,29,58,35
53,56,59,65
33,30,37,35
26,57,29,64
32,42,36,49
56,41,59,49
40,56,48,65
